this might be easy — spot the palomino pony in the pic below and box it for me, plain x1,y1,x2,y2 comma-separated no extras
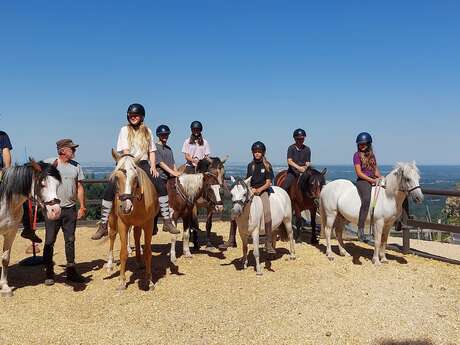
166,168,224,263
320,162,424,265
0,160,61,296
275,168,326,244
106,151,159,291
177,156,227,250
230,177,296,276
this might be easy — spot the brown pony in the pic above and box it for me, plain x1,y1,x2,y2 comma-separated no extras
159,166,223,263
106,150,159,291
274,168,326,244
176,156,227,250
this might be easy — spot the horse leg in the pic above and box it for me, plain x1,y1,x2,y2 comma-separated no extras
133,227,144,270
294,205,302,242
191,208,200,251
117,222,129,290
0,230,16,297
252,230,262,276
143,220,154,290
323,213,337,261
205,208,214,249
284,217,296,260
335,217,351,257
379,224,391,263
372,221,384,265
310,207,319,245
241,235,249,270
183,217,193,258
126,226,133,256
106,216,117,272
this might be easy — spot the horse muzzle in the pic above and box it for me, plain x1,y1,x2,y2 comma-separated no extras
120,199,134,215
231,204,243,220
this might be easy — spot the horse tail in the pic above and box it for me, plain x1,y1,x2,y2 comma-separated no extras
277,223,289,242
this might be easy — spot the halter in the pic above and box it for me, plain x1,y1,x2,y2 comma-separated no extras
202,172,223,206
231,177,253,208
31,173,60,209
115,157,144,202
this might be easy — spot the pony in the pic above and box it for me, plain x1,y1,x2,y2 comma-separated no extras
319,162,424,264
0,160,61,296
275,168,327,244
166,168,224,263
106,150,159,291
230,177,296,276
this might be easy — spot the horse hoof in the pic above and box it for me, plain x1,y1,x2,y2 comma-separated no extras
327,255,335,261
381,258,389,264
256,271,263,276
149,284,155,291
116,284,127,291
184,253,193,259
372,259,382,266
1,289,13,297
137,264,146,271
290,255,296,260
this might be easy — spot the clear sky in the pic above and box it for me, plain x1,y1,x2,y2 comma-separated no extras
1,1,459,165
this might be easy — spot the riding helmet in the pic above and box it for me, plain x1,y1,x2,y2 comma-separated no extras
293,128,307,138
356,132,373,145
190,121,203,131
156,125,171,136
251,141,266,153
127,103,145,117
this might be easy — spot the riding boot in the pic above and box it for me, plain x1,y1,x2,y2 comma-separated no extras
44,264,55,286
159,196,180,234
219,220,237,249
91,200,112,240
265,221,276,254
66,265,86,283
21,203,42,243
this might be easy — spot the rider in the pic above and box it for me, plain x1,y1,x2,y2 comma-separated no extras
90,104,180,240
247,141,276,254
182,121,211,174
282,128,311,191
155,124,181,186
354,132,382,242
0,130,42,243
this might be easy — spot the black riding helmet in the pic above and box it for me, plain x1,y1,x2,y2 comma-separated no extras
190,121,203,131
126,103,145,123
293,128,306,138
356,132,373,145
251,141,266,153
156,124,171,136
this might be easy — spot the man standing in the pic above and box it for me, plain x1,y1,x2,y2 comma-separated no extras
43,139,87,285
0,130,41,242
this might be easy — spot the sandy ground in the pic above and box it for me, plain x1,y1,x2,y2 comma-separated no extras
0,222,459,345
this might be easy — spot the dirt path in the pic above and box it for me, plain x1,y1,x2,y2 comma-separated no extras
0,222,459,345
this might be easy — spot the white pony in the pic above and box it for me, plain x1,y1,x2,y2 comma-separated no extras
319,162,424,265
0,160,61,296
230,177,295,276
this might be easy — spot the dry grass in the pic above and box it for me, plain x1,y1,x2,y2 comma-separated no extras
0,222,459,345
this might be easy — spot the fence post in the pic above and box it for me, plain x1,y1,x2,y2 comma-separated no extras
401,198,411,254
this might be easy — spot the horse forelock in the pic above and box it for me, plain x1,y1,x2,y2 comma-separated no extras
179,174,204,200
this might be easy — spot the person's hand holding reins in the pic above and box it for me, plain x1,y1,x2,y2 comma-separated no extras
151,167,160,178
251,188,260,196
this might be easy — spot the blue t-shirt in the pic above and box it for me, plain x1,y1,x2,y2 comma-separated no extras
0,131,13,169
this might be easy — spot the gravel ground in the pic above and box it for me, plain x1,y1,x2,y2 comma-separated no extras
0,222,459,345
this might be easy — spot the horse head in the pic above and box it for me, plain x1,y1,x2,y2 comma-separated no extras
229,176,252,219
30,159,62,220
111,149,142,215
197,155,228,186
387,161,424,203
299,167,327,199
202,172,224,212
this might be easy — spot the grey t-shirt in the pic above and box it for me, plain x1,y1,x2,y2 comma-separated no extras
45,157,85,207
155,142,175,180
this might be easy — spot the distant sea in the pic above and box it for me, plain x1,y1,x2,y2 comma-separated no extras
82,164,460,221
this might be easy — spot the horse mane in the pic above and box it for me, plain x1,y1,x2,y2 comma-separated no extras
299,168,325,196
179,174,204,200
0,162,61,205
384,162,420,196
196,157,223,173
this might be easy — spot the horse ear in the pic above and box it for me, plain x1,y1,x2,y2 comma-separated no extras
321,168,327,176
230,176,236,183
111,149,121,162
29,158,42,173
244,176,252,186
221,155,229,165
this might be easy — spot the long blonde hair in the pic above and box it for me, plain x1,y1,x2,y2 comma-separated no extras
359,144,377,173
127,123,151,155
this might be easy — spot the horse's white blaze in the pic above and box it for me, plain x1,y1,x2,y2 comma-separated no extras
41,176,61,220
210,184,223,211
320,162,423,264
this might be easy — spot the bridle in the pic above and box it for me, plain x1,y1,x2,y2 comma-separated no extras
202,172,223,207
231,177,253,209
31,173,60,208
115,154,143,202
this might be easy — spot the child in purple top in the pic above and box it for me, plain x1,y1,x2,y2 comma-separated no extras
353,132,382,242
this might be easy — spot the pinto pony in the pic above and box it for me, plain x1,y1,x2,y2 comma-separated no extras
320,162,424,265
275,168,326,244
0,160,61,296
106,150,159,291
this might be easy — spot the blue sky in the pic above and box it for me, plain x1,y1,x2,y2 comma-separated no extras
1,1,459,165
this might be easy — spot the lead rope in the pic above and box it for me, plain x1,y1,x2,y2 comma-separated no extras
369,178,384,240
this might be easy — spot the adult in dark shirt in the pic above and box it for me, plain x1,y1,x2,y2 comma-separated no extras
0,130,42,242
246,141,276,254
282,128,311,191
